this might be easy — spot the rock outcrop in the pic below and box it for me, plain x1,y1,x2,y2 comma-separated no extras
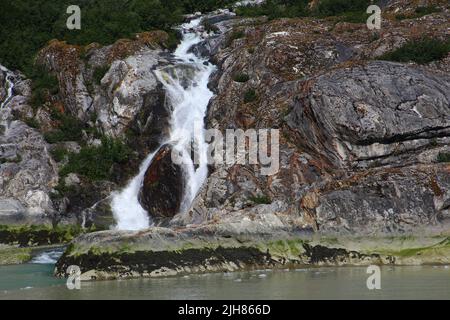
139,145,185,220
0,67,58,224
37,32,171,139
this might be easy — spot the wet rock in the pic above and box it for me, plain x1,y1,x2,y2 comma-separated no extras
139,145,185,220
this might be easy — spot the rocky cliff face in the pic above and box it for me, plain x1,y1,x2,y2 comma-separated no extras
0,68,58,224
1,1,449,240
176,2,450,236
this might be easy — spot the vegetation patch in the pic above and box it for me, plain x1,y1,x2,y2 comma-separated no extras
28,65,59,108
233,73,250,83
395,6,441,20
227,30,246,46
249,194,272,205
379,37,450,64
437,152,450,163
236,0,370,22
0,0,236,74
50,145,69,162
93,65,110,85
0,225,87,247
0,246,32,265
244,89,258,103
60,137,132,181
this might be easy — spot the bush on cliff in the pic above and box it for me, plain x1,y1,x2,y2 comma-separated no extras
379,37,450,64
44,110,85,144
437,152,450,163
93,65,110,85
61,137,132,181
27,65,59,108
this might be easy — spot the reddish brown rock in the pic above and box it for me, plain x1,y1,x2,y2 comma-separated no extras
139,145,185,219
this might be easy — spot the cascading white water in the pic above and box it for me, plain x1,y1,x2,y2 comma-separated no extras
0,66,14,109
112,18,215,231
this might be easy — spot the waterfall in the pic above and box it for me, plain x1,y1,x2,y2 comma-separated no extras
0,66,14,109
112,18,215,231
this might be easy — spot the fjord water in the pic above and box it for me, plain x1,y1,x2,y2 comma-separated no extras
1,263,450,299
111,18,215,230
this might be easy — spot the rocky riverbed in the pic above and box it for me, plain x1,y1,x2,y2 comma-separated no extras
1,1,450,278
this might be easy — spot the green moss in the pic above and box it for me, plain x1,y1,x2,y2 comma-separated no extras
264,239,306,257
379,237,450,257
202,20,220,33
0,225,88,247
0,247,32,265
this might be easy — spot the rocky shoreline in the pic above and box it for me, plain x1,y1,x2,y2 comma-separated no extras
54,225,450,280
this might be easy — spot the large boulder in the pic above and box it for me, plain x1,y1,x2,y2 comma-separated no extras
139,145,185,220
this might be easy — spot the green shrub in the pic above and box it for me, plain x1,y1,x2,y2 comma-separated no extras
379,37,450,64
50,146,68,162
396,6,441,20
93,65,110,85
23,117,40,129
27,65,59,108
61,137,132,181
437,152,450,163
244,89,257,103
314,0,370,17
227,30,245,46
249,195,272,205
335,11,370,23
44,111,85,144
235,0,309,20
236,0,370,21
233,73,250,83
414,6,441,17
